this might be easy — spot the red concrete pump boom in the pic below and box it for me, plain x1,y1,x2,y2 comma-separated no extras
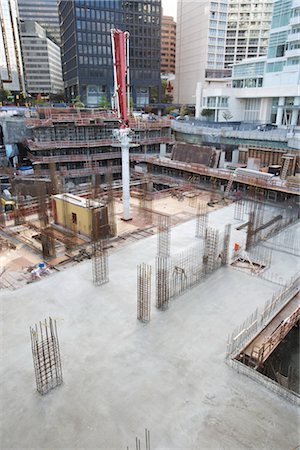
111,29,130,125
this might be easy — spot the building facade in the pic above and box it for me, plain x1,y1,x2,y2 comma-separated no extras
0,0,26,93
17,0,61,45
20,21,64,95
161,15,176,74
58,0,162,108
197,0,300,128
174,0,274,105
26,108,173,186
224,0,273,69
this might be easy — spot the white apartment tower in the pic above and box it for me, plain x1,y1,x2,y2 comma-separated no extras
198,0,300,128
224,0,273,69
0,0,26,93
174,0,274,105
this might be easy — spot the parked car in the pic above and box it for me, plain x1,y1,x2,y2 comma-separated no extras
257,123,278,131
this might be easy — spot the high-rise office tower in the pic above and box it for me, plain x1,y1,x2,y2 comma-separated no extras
175,0,274,105
0,0,26,93
58,0,162,107
17,0,61,45
20,21,64,95
161,15,176,74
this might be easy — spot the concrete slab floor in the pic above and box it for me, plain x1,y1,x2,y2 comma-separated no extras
1,203,299,449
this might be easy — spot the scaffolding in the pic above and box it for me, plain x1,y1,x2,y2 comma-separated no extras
30,317,63,395
92,240,109,285
137,263,151,323
195,201,208,238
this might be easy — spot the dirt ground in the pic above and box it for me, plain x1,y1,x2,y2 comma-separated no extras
0,191,225,290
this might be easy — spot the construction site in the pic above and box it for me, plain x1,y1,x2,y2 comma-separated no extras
1,31,300,450
1,115,300,448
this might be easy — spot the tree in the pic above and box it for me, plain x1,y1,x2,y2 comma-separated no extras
73,95,85,108
144,105,153,113
35,93,45,105
180,104,189,116
179,105,189,117
201,108,214,118
222,110,233,122
98,96,110,109
0,88,11,103
165,105,176,115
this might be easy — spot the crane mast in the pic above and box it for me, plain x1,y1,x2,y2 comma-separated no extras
111,28,132,220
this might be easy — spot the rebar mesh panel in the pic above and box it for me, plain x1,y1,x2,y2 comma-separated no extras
155,256,170,310
234,199,247,221
30,317,63,395
252,202,265,231
137,263,151,322
92,240,109,285
170,244,203,299
195,201,208,238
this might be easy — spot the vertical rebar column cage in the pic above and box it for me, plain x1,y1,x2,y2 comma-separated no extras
203,227,220,274
195,201,208,238
155,256,170,310
137,263,152,322
92,240,109,285
221,224,231,265
157,215,171,257
246,211,255,251
30,317,63,395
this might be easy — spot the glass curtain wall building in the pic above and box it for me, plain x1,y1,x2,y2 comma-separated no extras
58,0,162,107
17,0,61,45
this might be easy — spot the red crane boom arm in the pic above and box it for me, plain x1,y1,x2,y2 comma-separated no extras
111,29,129,125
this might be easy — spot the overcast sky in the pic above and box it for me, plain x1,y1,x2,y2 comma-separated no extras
162,0,177,19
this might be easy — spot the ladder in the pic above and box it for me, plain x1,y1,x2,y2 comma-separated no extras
224,170,237,196
280,156,293,180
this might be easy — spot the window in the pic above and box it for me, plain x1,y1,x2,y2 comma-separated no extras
72,213,77,224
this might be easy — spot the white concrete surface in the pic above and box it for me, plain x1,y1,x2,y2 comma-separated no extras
1,204,299,449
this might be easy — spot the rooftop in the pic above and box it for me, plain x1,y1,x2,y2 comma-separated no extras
53,193,103,209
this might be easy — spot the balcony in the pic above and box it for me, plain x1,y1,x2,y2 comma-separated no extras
205,69,232,79
290,16,300,26
286,48,300,58
288,32,300,41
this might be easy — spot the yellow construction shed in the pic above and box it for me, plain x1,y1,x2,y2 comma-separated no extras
52,193,109,239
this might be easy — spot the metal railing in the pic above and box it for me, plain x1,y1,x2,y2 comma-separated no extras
171,120,290,142
226,273,300,359
27,136,173,150
227,358,300,405
133,155,300,194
